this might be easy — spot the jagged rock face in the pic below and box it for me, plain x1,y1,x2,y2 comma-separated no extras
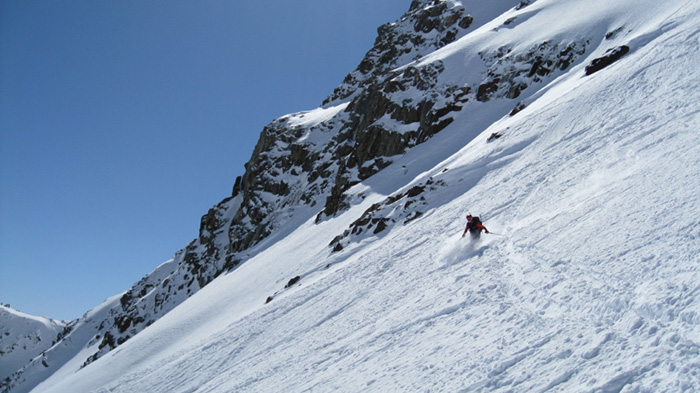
324,0,474,105
476,40,588,102
229,0,480,224
329,178,446,253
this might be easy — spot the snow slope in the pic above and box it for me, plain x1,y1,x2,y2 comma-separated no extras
0,306,65,384
25,0,700,391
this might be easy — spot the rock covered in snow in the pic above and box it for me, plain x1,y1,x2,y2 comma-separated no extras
0,306,65,391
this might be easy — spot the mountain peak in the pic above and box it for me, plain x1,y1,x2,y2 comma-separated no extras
324,0,476,105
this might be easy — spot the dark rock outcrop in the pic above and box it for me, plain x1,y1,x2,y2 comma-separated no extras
476,40,588,102
585,45,630,75
329,178,445,252
285,276,301,288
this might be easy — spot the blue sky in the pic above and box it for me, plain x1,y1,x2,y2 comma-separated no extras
0,0,410,321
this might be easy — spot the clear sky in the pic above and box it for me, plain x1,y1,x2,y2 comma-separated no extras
0,0,410,321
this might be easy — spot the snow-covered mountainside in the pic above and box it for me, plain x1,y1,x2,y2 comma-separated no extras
7,0,700,391
0,306,65,386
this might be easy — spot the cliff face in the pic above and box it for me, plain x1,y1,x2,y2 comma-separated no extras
4,1,601,391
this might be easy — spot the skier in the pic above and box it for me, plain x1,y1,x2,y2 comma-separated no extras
462,214,489,239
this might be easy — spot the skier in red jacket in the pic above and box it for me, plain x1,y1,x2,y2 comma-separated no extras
462,214,489,238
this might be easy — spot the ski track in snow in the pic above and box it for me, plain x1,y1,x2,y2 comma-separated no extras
22,1,700,392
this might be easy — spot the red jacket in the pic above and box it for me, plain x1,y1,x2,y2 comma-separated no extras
463,219,488,236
